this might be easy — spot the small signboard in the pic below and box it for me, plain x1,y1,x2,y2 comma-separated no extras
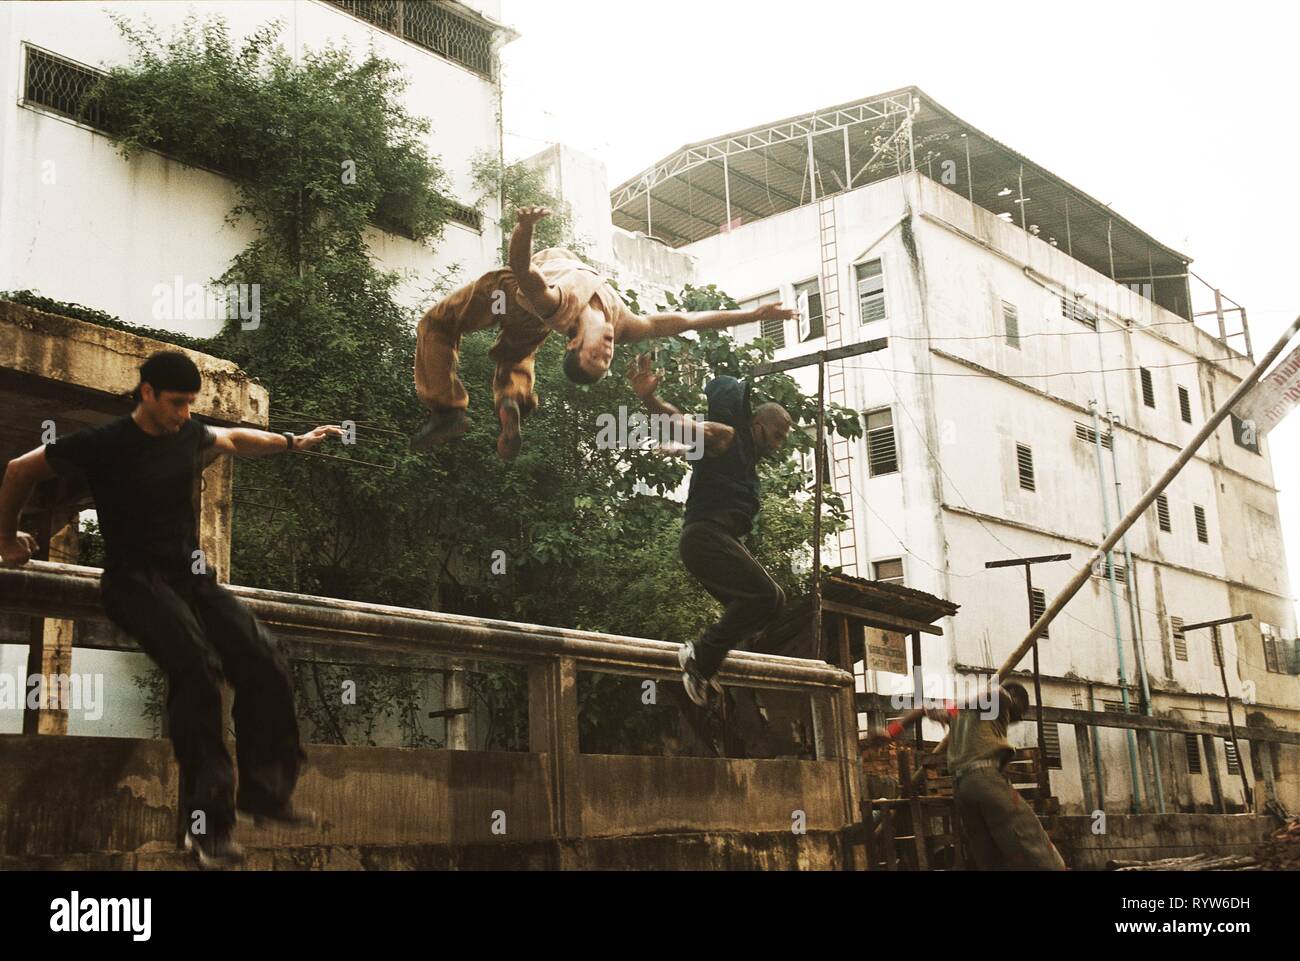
1235,343,1300,437
864,626,908,675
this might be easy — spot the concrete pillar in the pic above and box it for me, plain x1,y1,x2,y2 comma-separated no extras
1074,724,1096,812
528,657,581,859
1201,734,1226,813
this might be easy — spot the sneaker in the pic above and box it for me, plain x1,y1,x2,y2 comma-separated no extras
411,410,471,452
677,642,721,707
497,398,522,461
236,802,321,830
184,831,245,870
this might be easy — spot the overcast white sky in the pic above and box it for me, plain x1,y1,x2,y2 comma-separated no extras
498,0,1300,605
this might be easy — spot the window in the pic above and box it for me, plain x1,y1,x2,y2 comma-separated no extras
1156,494,1172,533
1103,698,1139,714
1042,721,1062,769
1003,301,1020,349
1178,386,1192,424
742,292,784,348
1194,505,1208,544
1030,588,1048,640
865,409,898,476
1224,739,1241,776
1016,444,1035,491
1093,556,1127,583
1140,368,1155,408
1262,623,1284,674
1060,296,1098,330
1172,616,1187,661
1075,422,1113,449
325,1,497,78
873,558,905,585
1231,414,1261,454
794,279,825,342
856,260,886,323
1185,734,1202,774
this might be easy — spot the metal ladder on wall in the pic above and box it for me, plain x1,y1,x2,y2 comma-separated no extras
818,196,857,575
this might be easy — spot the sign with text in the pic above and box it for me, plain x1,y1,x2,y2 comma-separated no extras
1235,343,1300,437
864,626,908,675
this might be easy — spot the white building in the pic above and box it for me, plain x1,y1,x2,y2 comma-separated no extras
599,87,1298,814
0,0,516,331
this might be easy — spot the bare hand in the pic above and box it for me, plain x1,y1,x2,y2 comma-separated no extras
295,425,346,451
628,353,660,400
515,205,551,227
752,302,797,323
0,532,39,568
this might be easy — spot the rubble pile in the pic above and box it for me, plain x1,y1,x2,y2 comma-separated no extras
1254,817,1300,870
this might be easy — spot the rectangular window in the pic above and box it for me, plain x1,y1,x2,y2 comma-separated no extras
1140,368,1155,408
1178,386,1192,424
742,292,784,348
856,260,886,324
1224,739,1241,775
1060,296,1098,330
1156,493,1172,533
794,279,825,342
1016,444,1035,492
1093,556,1127,584
1231,414,1260,454
865,408,898,476
1262,623,1283,674
1185,733,1202,774
872,558,905,585
1172,616,1187,662
1194,505,1208,544
1074,422,1113,449
325,0,497,78
1042,721,1062,769
1103,698,1139,714
1030,588,1048,640
1003,301,1020,349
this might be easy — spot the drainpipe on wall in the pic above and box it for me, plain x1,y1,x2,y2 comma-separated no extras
1090,400,1145,811
1105,408,1167,813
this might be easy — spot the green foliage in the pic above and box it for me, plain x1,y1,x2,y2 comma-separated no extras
470,152,587,262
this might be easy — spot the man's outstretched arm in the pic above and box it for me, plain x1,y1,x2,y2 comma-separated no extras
507,206,562,318
628,354,735,458
207,424,345,458
618,301,797,342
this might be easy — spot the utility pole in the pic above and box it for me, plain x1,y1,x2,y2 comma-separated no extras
754,338,888,657
1182,613,1255,809
985,553,1071,799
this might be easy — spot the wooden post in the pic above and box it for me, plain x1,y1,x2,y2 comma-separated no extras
1201,734,1226,814
1074,723,1096,812
21,505,77,736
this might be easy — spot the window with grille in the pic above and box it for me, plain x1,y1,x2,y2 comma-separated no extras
1074,422,1113,450
1003,301,1020,348
1140,368,1155,408
856,260,886,323
1172,616,1187,661
873,558,905,585
866,409,898,476
1155,494,1171,533
1103,699,1139,714
795,279,825,342
1230,414,1260,454
1194,505,1208,544
1178,386,1192,423
1016,444,1035,491
1042,721,1062,768
737,292,779,344
1060,296,1098,330
324,1,497,78
1224,739,1241,775
759,304,786,348
1030,588,1048,640
1093,556,1127,583
1185,733,1202,773
1262,623,1284,674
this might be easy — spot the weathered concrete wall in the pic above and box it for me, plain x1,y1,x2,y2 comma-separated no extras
1046,813,1275,871
0,733,852,870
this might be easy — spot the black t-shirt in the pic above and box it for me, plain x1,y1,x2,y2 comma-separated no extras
684,376,760,536
44,416,216,571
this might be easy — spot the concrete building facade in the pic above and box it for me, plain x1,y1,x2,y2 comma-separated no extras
601,88,1300,815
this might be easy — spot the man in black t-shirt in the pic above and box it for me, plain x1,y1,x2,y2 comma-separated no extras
0,351,343,868
629,355,793,706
